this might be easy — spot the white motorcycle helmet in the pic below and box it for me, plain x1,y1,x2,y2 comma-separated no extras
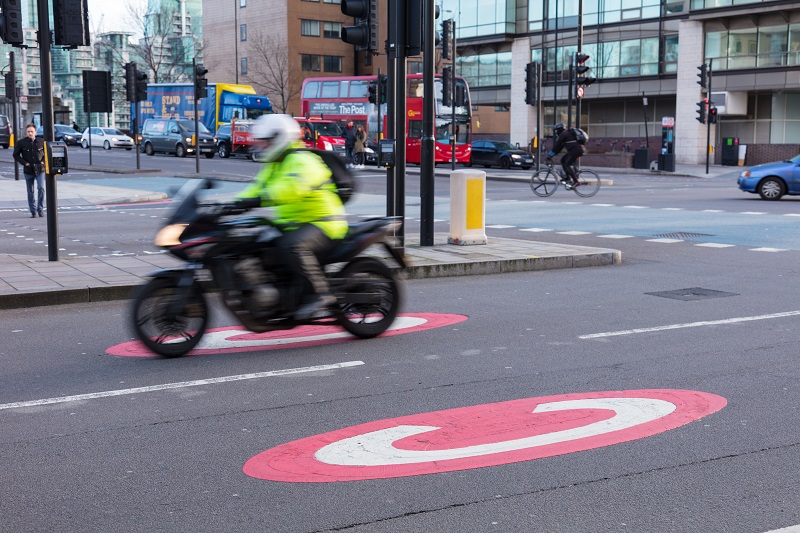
252,114,301,163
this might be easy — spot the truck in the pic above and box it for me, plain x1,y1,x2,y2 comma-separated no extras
134,82,272,136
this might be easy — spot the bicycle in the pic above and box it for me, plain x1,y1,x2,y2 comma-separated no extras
529,158,600,198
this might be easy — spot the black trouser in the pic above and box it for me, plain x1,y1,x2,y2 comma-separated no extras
272,224,334,299
561,146,584,182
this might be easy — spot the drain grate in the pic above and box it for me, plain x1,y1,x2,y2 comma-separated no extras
645,287,739,301
652,232,713,239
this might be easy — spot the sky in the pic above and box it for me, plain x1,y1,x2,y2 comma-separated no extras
87,0,147,35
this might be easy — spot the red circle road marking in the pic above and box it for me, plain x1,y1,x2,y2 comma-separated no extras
106,313,468,357
243,389,727,482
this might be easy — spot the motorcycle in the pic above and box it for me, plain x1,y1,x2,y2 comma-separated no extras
131,179,405,357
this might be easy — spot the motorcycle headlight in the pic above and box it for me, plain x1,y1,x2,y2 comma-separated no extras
154,224,188,247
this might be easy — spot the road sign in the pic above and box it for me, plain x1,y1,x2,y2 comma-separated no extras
106,313,468,357
577,86,584,98
244,389,727,482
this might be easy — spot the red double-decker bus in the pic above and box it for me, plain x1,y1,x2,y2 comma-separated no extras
299,73,472,164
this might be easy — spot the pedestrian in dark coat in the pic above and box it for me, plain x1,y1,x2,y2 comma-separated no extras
13,123,45,218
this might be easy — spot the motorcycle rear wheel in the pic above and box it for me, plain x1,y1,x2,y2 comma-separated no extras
131,277,208,357
336,257,401,338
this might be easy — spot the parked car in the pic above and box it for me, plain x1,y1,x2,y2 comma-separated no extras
215,120,256,159
141,118,216,158
36,124,82,145
0,115,10,149
738,154,800,200
81,127,134,150
468,140,534,170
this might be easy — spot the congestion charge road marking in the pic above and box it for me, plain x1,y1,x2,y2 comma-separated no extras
243,389,727,482
106,313,469,357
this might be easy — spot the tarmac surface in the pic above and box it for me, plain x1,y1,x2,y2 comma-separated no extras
0,158,739,310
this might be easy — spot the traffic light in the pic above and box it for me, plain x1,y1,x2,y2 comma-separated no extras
524,62,537,106
367,80,377,104
696,99,707,124
4,72,15,100
53,0,90,47
441,19,452,60
575,53,596,96
340,0,378,52
0,0,23,46
194,65,208,101
708,106,718,124
441,66,452,107
135,71,148,102
378,74,387,104
124,62,136,103
697,63,707,88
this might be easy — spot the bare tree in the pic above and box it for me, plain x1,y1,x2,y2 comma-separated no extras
243,31,303,114
123,0,202,83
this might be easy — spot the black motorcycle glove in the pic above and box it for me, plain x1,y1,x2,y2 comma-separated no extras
233,197,261,210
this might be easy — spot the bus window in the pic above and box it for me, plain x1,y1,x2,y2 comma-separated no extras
321,81,339,98
349,80,369,98
409,79,424,98
408,120,422,139
303,82,320,99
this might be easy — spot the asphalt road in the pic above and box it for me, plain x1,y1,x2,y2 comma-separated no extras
2,153,799,531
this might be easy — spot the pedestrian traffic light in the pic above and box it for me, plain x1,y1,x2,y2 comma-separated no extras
0,0,24,46
441,19,452,60
367,80,377,104
524,62,537,106
575,53,596,95
378,74,387,104
697,64,707,88
708,105,718,124
194,65,208,101
135,71,148,102
53,0,90,48
124,62,136,103
441,66,452,107
340,0,378,52
696,99,707,124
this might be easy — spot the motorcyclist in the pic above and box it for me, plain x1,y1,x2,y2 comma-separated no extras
235,114,348,320
547,123,585,189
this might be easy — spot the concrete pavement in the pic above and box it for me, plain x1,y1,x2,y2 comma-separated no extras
0,159,742,310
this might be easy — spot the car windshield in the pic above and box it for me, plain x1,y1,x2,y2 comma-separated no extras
179,121,211,134
787,154,800,163
103,129,126,136
315,123,343,137
492,142,516,150
57,125,79,134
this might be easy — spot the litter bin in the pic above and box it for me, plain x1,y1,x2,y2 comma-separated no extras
721,137,739,166
658,153,675,172
634,148,649,169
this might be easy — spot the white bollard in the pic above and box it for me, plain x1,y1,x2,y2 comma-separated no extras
448,169,488,245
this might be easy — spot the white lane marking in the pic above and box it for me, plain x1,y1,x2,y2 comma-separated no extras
590,203,615,207
762,526,800,533
662,207,684,211
783,214,800,217
0,361,365,411
579,310,800,339
623,205,648,209
557,231,592,235
646,238,683,243
486,225,516,229
750,247,788,252
695,243,735,248
520,228,553,232
703,209,724,213
314,398,676,466
598,234,634,239
740,211,766,215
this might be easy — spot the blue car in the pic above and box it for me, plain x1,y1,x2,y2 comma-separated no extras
738,154,800,200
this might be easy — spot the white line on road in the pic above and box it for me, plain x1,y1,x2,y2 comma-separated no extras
579,310,800,339
0,361,365,411
762,526,800,533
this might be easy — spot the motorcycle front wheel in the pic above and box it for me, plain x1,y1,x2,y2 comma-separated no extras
336,257,401,339
131,277,208,357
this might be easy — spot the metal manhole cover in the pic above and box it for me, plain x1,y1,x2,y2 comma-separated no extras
645,287,739,301
652,232,713,239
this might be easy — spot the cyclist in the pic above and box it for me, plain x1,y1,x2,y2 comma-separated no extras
546,123,585,189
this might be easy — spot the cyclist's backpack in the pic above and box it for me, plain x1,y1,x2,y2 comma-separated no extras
570,127,589,145
294,148,358,204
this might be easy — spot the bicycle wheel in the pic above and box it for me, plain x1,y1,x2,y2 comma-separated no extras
530,169,559,197
573,169,600,198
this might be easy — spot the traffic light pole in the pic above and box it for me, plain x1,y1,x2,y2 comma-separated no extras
386,0,406,250
706,59,713,175
9,51,18,181
194,58,200,174
419,0,435,246
450,20,456,171
37,0,59,261
135,99,141,170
